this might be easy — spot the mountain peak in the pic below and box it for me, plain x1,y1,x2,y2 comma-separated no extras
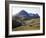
15,10,40,19
15,10,30,18
20,10,26,12
18,10,28,15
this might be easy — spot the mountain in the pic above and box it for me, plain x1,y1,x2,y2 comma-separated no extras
12,10,40,28
16,10,30,18
29,13,40,18
15,10,40,19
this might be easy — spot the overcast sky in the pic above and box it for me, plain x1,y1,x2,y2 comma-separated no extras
12,7,40,16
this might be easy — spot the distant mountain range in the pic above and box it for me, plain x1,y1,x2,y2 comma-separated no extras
15,10,40,19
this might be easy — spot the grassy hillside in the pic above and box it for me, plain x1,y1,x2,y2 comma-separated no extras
12,18,40,31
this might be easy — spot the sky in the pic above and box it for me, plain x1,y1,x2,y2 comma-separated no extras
12,6,40,16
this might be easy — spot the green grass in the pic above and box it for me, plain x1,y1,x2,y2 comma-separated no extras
12,18,40,31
